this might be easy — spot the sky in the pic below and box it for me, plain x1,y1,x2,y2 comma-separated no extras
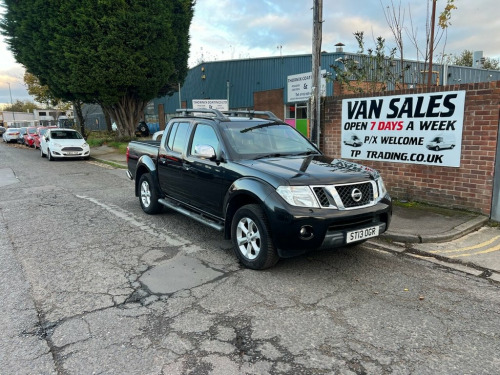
1,0,499,105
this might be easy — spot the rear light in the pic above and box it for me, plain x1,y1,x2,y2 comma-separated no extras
126,146,130,162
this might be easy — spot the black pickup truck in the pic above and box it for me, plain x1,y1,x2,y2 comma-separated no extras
127,109,392,269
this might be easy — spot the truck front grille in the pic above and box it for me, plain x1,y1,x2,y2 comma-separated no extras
312,181,375,210
313,187,330,206
336,182,373,208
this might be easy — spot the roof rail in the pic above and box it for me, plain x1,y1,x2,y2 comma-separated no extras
176,108,281,122
176,108,229,121
223,110,280,121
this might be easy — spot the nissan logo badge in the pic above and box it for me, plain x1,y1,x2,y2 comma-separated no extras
351,188,362,202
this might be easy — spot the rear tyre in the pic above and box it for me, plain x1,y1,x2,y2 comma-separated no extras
231,204,279,270
139,174,161,214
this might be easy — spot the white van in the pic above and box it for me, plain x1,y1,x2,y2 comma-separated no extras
343,133,363,147
426,134,456,151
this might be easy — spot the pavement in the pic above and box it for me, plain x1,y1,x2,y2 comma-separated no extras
90,145,499,283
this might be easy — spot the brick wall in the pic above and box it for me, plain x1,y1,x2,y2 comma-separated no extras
254,89,284,120
322,81,500,215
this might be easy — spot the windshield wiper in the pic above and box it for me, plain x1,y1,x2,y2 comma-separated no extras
289,149,321,156
240,121,281,133
253,153,283,160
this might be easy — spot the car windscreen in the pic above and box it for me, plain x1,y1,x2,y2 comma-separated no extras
221,121,319,159
50,131,83,140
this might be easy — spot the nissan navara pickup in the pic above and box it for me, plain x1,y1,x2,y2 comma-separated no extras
127,109,392,269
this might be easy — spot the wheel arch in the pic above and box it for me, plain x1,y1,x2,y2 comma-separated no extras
134,155,159,197
223,177,276,240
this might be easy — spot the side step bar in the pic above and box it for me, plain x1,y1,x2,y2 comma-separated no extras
158,198,224,232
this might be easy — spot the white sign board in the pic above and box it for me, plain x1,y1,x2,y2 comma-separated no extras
287,71,326,103
341,91,466,167
192,99,228,111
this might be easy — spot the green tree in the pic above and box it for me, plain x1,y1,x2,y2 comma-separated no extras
1,0,194,137
24,72,72,111
451,50,500,70
451,50,473,67
332,31,408,94
3,99,40,113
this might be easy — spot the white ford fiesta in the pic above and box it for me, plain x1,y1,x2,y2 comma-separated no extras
40,128,90,161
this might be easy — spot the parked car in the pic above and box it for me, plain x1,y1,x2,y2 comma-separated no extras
23,126,38,147
40,128,90,161
0,126,6,136
2,128,20,143
17,127,28,144
33,126,57,149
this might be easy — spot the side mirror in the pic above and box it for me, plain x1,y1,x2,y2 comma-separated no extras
193,144,216,160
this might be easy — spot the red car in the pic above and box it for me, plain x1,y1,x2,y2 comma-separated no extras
33,126,57,149
23,126,38,147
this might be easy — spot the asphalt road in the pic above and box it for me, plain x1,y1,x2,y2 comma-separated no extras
1,142,499,375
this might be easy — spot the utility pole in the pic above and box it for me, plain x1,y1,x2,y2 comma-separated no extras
427,0,437,87
310,0,322,146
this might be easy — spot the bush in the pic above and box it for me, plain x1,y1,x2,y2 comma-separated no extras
86,131,131,153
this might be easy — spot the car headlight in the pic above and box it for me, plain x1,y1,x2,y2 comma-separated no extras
276,186,319,208
82,142,89,148
375,177,387,199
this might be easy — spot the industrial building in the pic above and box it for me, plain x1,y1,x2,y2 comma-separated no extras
152,48,500,137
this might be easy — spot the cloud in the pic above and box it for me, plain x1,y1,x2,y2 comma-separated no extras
1,0,499,102
0,66,31,104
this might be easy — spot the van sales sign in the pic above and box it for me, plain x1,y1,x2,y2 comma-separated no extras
341,91,465,167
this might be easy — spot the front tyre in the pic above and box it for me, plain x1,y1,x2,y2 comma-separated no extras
231,204,279,270
48,148,54,161
139,174,161,214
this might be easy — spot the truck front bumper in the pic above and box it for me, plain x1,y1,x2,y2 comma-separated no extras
263,193,392,258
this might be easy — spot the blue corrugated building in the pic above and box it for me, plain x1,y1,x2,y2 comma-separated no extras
79,49,499,135
152,49,500,136
155,51,500,111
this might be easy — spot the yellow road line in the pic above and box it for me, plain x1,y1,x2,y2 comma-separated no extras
448,243,500,258
430,235,500,254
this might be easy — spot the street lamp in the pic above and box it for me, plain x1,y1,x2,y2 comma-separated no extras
7,82,16,125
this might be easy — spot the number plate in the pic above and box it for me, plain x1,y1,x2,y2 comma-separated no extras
346,226,379,243
67,151,79,155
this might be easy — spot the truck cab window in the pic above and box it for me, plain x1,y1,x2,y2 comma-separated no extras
190,124,219,156
167,122,190,153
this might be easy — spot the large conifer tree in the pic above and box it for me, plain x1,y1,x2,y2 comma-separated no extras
1,0,194,136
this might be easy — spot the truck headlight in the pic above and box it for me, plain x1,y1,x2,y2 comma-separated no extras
375,178,387,200
276,186,319,208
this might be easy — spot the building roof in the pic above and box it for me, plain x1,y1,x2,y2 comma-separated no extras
154,51,500,115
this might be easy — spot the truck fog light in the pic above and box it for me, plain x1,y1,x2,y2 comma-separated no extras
299,225,314,240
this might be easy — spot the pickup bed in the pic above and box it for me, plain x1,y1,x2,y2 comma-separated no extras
127,109,392,269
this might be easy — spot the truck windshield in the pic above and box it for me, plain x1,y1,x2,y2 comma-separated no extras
222,122,320,159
